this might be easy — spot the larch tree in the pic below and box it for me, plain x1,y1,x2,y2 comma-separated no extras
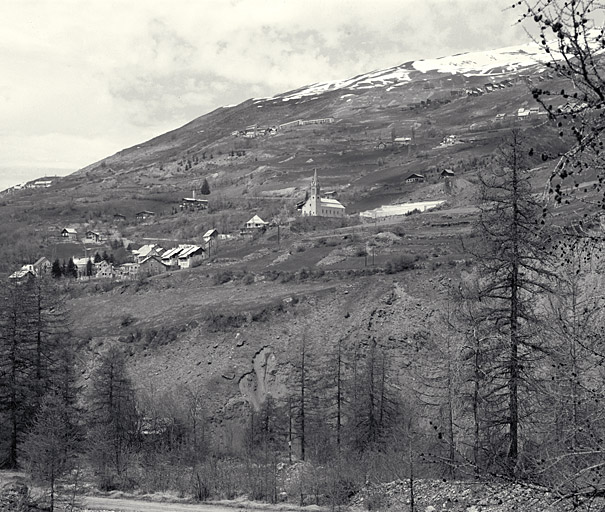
468,130,556,475
86,345,138,489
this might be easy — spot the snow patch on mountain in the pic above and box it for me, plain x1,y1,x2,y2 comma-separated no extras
257,39,562,104
412,41,549,75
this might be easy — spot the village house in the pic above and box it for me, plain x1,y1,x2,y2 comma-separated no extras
133,244,163,263
245,215,269,229
139,255,171,277
180,190,208,211
203,229,219,255
113,213,126,223
161,246,184,268
8,268,36,281
177,245,205,269
32,257,52,276
116,262,139,280
405,173,425,183
95,260,114,279
85,230,102,243
136,211,155,221
440,169,456,179
73,257,93,279
301,171,346,217
61,228,78,240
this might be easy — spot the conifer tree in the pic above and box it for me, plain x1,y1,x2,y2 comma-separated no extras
468,130,555,474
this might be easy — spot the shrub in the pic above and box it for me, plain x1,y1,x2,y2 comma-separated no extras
384,254,416,274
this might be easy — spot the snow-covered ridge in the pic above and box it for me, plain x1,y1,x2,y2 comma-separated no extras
412,40,549,75
258,40,554,104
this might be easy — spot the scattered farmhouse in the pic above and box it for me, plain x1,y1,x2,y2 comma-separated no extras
301,171,346,217
136,211,155,221
245,215,269,229
405,173,425,183
113,213,126,222
61,228,78,240
440,169,455,179
180,191,208,211
203,229,219,255
85,230,102,243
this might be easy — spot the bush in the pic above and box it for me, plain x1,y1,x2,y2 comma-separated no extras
121,314,136,327
384,254,416,274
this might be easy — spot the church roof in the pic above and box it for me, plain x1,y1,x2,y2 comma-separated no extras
320,198,345,209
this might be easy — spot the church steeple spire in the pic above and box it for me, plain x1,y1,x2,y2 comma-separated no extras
311,168,320,199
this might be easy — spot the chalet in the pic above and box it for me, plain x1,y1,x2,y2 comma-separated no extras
484,83,494,93
441,135,457,146
113,213,126,222
95,260,114,279
245,215,269,229
133,244,163,263
85,230,102,243
32,257,51,276
161,246,185,268
405,173,425,183
61,228,78,240
528,107,541,115
8,268,35,281
73,257,93,279
301,171,346,217
203,229,219,243
495,113,507,121
139,255,170,276
136,211,155,221
393,137,412,146
440,169,456,179
203,229,219,252
177,245,205,269
116,263,139,280
180,190,208,211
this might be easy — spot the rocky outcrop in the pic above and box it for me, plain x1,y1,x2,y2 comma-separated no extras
238,345,283,411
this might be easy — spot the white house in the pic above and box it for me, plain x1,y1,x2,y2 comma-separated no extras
301,170,346,217
245,215,269,229
177,245,205,269
61,228,78,240
133,244,163,263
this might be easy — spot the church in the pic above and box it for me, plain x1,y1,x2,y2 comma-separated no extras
301,170,346,217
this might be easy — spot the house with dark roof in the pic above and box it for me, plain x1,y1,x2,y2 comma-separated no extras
405,173,425,183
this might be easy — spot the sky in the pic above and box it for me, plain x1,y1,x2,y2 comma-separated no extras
0,0,533,191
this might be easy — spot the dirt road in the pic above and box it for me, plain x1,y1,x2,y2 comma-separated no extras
84,496,256,512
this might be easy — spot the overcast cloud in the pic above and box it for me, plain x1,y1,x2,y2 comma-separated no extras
0,0,531,190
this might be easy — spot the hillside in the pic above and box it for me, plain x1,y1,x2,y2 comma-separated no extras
3,39,604,509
